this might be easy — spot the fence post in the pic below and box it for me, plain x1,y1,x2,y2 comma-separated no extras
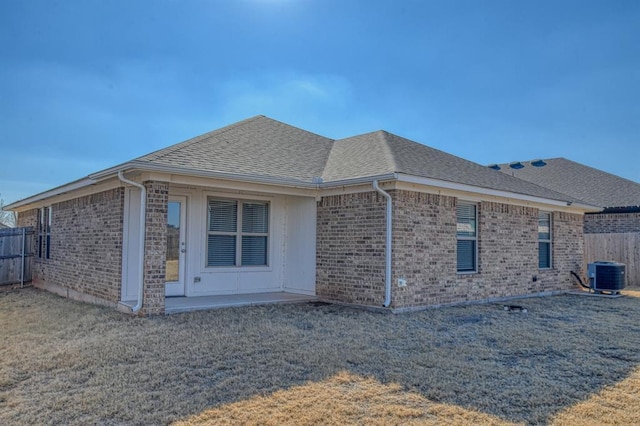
21,227,26,288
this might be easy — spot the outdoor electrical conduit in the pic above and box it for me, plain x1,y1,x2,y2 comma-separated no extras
117,171,146,313
372,180,392,308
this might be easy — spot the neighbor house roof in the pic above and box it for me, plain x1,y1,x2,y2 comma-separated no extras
7,116,595,210
494,158,640,210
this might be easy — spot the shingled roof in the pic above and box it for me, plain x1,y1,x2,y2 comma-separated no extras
495,158,640,210
8,115,592,210
135,116,334,183
131,115,585,204
323,130,582,202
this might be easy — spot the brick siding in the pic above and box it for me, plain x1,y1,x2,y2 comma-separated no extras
391,191,457,307
584,212,640,234
316,192,386,305
317,189,585,310
17,188,125,305
141,181,169,316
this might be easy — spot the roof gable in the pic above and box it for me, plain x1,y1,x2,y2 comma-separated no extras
322,131,396,181
323,130,583,203
496,158,640,209
135,115,335,183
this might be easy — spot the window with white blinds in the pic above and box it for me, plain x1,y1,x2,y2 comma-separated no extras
456,202,477,273
538,212,552,269
207,198,269,267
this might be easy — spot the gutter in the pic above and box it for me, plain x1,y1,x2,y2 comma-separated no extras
395,173,600,212
318,173,398,189
5,177,98,211
94,162,399,191
117,171,146,314
372,180,392,308
92,161,322,189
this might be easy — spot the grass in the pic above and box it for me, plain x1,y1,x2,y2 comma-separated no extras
1,288,640,425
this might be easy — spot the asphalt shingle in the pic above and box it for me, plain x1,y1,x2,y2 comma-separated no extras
495,158,640,209
132,116,585,204
136,116,335,183
323,130,584,203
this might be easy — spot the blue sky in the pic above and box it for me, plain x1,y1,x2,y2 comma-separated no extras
1,0,638,204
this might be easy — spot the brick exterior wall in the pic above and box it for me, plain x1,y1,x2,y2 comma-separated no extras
391,191,457,307
316,189,585,310
584,212,640,234
549,211,585,287
17,188,125,305
316,192,386,305
141,181,169,316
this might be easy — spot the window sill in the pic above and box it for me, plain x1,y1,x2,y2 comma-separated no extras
202,266,272,274
457,270,478,275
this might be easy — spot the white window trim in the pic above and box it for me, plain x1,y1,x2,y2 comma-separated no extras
205,196,270,269
457,201,478,274
539,211,552,270
37,208,45,259
46,206,52,259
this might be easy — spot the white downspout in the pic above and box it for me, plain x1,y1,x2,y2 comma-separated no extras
372,180,392,308
118,171,146,313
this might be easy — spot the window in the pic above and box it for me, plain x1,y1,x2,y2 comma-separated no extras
538,212,552,269
37,208,44,259
37,207,51,259
46,207,51,259
457,202,477,273
207,198,269,267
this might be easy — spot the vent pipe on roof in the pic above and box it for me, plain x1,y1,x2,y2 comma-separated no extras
372,180,392,308
530,159,547,167
118,171,146,314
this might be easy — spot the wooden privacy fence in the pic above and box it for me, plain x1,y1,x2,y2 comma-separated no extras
0,227,34,286
584,232,640,287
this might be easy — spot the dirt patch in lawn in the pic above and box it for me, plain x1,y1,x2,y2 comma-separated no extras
1,287,640,425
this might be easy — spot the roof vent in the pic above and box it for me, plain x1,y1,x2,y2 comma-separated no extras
530,159,547,167
488,164,501,170
509,161,524,170
312,177,324,184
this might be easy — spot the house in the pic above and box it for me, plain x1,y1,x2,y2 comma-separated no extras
7,116,598,315
492,158,640,285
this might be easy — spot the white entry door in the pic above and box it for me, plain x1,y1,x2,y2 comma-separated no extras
165,196,187,297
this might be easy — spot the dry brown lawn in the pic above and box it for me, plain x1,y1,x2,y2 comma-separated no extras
1,288,640,425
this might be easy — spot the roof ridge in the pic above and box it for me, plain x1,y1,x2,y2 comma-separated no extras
136,115,266,162
375,130,400,173
262,116,334,142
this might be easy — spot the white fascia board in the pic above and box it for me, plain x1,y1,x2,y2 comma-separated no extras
318,173,398,188
97,162,321,189
395,173,600,211
5,177,99,211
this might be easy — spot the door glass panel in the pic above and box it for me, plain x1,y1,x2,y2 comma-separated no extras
166,201,180,282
